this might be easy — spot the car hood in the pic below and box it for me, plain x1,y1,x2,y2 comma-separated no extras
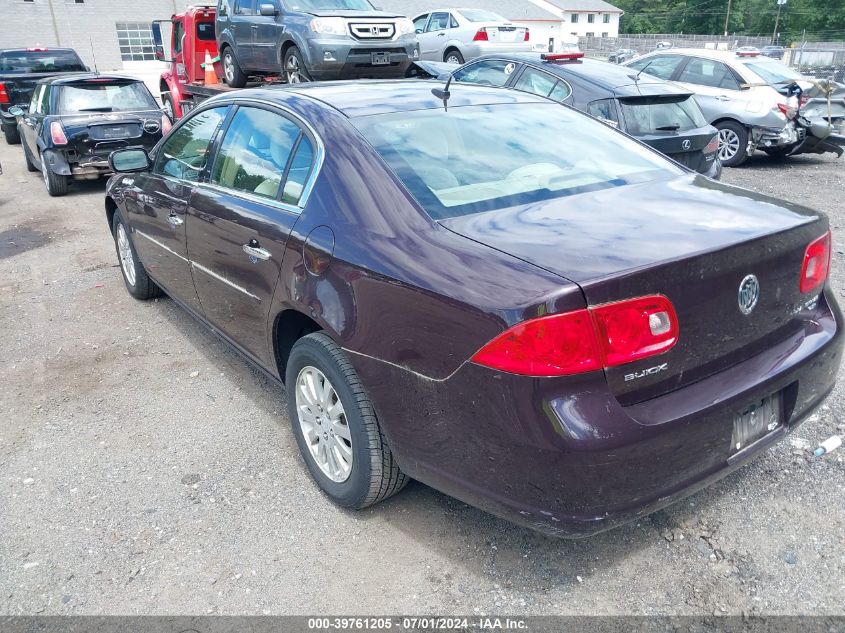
438,173,817,284
304,9,405,18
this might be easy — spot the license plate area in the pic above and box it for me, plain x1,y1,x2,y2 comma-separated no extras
371,52,390,65
731,393,782,452
101,125,132,139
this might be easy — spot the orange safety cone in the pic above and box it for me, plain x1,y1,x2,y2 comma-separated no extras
203,51,219,86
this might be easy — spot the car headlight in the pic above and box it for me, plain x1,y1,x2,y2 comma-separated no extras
310,17,347,36
396,17,415,36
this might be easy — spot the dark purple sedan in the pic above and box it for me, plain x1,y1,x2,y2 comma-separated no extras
104,80,842,537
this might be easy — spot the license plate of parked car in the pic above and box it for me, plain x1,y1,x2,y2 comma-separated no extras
101,125,132,139
732,393,782,452
371,52,390,65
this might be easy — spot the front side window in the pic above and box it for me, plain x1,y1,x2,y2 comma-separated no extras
234,0,255,15
210,106,308,202
677,58,740,90
427,12,450,32
58,81,158,113
452,59,518,88
413,14,429,31
155,106,227,182
353,103,680,220
30,85,45,113
619,96,708,135
513,67,571,102
627,55,685,81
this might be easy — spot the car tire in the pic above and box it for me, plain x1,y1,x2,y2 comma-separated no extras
40,153,69,197
111,211,162,300
286,332,408,509
444,48,464,65
160,92,177,121
715,120,749,167
283,46,312,84
222,47,248,88
23,142,38,172
3,123,20,145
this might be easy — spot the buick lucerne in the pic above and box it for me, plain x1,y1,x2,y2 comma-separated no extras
104,81,841,537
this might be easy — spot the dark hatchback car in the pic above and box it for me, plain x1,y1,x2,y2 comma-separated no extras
441,53,722,178
104,81,840,537
11,74,170,196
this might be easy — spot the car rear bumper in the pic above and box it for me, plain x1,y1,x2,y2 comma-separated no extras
351,289,842,537
462,41,533,60
307,37,418,80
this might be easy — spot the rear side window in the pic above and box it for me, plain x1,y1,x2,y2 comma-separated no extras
0,50,85,74
234,0,255,15
58,81,158,113
619,96,708,135
210,106,309,203
586,99,619,126
677,58,740,90
513,67,571,102
627,55,684,81
413,14,429,31
452,60,517,88
155,106,228,182
460,9,506,22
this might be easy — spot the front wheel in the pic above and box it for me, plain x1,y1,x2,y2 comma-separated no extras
283,46,312,84
286,332,407,509
444,49,464,65
40,153,69,197
715,121,749,167
160,92,177,121
222,47,247,88
112,212,162,300
3,123,20,145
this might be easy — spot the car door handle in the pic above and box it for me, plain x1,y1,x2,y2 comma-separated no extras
716,95,732,101
437,32,445,36
167,213,184,227
243,241,271,261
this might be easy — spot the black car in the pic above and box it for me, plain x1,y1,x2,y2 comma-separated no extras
439,53,722,179
761,45,785,59
608,48,637,64
10,74,170,196
0,47,88,145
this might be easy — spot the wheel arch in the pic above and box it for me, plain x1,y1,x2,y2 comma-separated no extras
712,116,748,130
272,308,325,383
105,195,118,232
443,46,462,62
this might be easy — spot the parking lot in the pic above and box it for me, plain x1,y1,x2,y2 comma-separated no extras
0,141,843,616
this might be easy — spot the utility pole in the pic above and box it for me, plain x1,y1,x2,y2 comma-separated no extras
724,0,732,37
772,0,786,45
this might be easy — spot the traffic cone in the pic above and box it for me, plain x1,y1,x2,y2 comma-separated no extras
203,51,219,86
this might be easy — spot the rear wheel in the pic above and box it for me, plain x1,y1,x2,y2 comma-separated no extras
40,153,68,197
286,332,407,509
715,120,749,167
23,142,37,172
112,212,162,300
222,47,247,88
283,46,312,84
3,123,20,145
444,48,464,64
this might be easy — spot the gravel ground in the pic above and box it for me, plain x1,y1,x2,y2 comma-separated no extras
0,144,844,617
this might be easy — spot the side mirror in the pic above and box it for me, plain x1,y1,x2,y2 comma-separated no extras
110,148,151,173
415,28,423,34
258,3,279,16
739,82,751,90
8,105,26,117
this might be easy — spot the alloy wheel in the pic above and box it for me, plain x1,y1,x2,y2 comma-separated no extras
116,223,136,287
446,53,462,64
223,52,235,84
718,128,740,161
285,55,307,83
41,155,49,190
295,365,352,482
161,98,174,121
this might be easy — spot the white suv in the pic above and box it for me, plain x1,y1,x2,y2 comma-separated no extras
625,49,806,166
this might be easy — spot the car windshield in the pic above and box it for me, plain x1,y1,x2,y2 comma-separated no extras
286,0,373,10
459,9,506,22
0,50,85,74
58,81,158,113
742,59,804,84
353,103,680,220
619,95,708,135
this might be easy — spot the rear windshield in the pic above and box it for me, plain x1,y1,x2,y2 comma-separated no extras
741,59,803,84
197,22,216,41
58,81,158,113
0,50,85,74
286,0,373,10
353,103,680,220
619,96,708,135
459,9,506,22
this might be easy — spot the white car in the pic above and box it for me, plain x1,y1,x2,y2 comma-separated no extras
412,8,531,65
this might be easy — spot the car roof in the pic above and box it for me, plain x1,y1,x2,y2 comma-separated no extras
0,47,79,53
638,48,778,64
39,73,144,86
266,79,553,117
472,53,693,98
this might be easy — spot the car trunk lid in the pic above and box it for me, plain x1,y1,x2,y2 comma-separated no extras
440,175,826,403
57,110,161,160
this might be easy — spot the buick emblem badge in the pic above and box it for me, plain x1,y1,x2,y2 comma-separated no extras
682,139,691,150
738,274,760,315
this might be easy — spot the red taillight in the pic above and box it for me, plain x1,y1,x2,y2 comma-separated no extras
800,231,831,294
472,28,488,41
541,52,585,61
0,82,8,105
704,134,719,154
161,114,172,134
523,29,530,42
50,121,68,145
471,295,678,376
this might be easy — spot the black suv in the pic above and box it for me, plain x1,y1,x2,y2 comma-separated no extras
0,47,87,144
216,0,419,85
